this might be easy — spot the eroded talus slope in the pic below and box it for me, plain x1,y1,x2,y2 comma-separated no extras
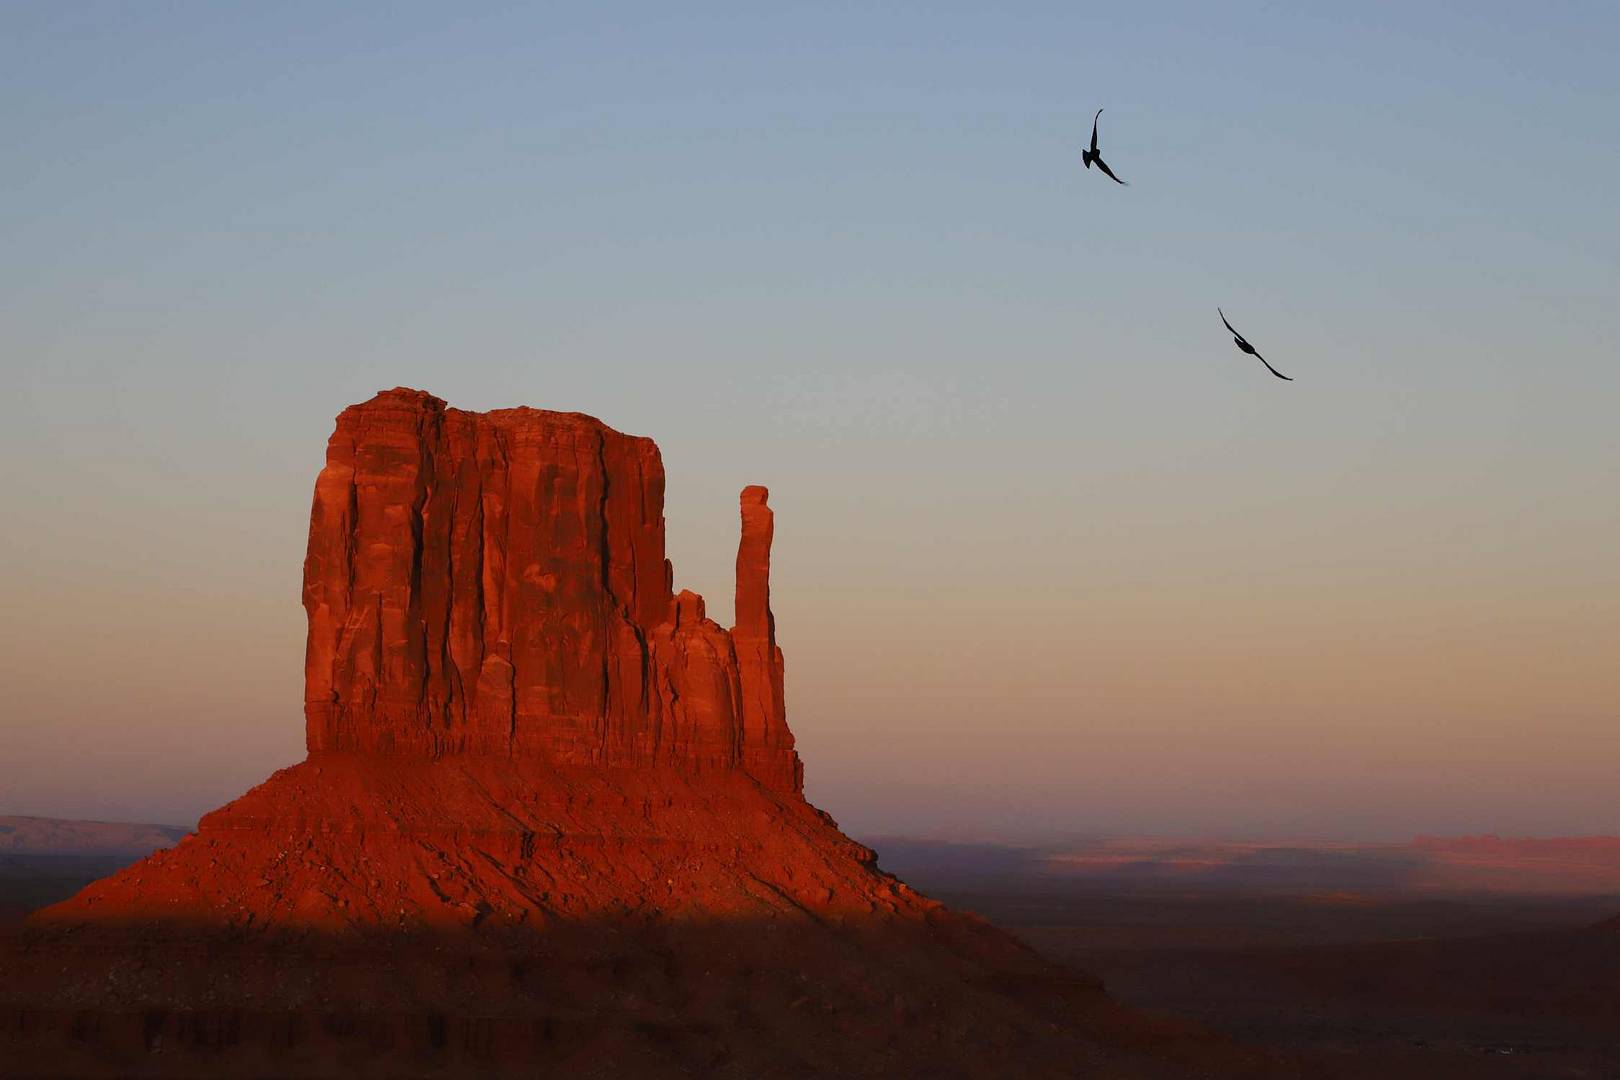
40,758,927,931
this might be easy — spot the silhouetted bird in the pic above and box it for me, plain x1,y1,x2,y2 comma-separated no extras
1081,109,1127,185
1218,309,1292,381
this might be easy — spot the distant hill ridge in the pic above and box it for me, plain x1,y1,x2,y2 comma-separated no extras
869,834,1620,897
0,816,190,856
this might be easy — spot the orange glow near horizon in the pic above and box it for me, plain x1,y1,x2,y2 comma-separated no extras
3,423,1616,842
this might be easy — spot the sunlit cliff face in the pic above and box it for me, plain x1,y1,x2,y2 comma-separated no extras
296,388,798,792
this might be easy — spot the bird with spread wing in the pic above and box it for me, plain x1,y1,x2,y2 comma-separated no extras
1219,309,1292,381
1081,108,1127,185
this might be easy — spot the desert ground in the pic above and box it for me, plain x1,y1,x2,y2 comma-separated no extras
10,831,1620,1077
877,838,1620,1078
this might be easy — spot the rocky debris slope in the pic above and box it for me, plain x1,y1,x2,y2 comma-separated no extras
40,759,914,931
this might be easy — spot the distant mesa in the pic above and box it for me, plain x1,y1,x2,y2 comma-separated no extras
879,834,1620,898
0,816,189,858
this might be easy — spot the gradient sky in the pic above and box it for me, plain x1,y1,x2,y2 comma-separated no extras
3,3,1618,840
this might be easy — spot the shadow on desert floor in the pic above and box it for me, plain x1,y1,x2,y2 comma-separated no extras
0,912,1286,1080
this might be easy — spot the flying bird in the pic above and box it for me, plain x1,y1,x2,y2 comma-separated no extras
1081,108,1127,185
1218,309,1292,381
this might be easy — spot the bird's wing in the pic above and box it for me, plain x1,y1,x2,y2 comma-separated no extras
1218,308,1238,336
1093,155,1127,185
1255,353,1292,381
1090,109,1102,154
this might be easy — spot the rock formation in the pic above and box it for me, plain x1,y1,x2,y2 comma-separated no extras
26,389,858,932
301,388,799,790
2,389,1272,1077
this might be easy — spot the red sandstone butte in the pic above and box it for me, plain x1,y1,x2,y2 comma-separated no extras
33,389,850,931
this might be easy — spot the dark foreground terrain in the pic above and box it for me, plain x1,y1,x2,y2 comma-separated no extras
877,841,1620,1079
9,841,1620,1077
0,856,139,928
0,812,1281,1079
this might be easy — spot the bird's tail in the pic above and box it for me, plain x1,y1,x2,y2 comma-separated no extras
1082,150,1093,169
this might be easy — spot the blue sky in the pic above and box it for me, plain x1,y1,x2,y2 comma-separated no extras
3,3,1618,838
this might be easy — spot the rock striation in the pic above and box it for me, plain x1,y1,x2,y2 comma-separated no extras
302,388,799,791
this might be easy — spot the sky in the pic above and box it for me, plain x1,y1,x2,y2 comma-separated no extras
3,2,1618,841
